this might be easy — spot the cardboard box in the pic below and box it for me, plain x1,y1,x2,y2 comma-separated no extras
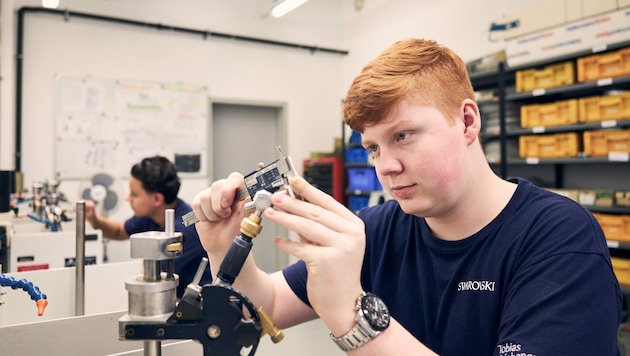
616,190,630,207
545,188,580,202
579,189,614,206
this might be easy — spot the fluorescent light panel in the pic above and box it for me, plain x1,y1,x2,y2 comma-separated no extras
270,0,309,18
42,0,59,8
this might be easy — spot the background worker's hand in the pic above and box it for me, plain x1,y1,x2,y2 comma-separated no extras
192,172,250,264
74,199,98,228
83,199,96,219
263,175,366,337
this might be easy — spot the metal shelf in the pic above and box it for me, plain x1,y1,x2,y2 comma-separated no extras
506,120,630,137
506,76,630,102
505,157,629,165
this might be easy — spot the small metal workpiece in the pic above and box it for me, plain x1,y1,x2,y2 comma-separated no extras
182,147,298,227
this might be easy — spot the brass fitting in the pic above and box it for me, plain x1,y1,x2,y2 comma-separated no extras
240,213,263,238
257,306,284,344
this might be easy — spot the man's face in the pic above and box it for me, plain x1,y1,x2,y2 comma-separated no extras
126,176,157,217
360,99,471,217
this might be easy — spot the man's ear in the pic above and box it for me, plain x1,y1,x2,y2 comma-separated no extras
461,99,481,144
152,192,165,206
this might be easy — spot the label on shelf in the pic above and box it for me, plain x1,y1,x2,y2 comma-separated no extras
525,157,540,164
607,240,620,249
601,120,617,128
532,126,546,134
597,78,613,87
609,152,630,162
532,88,546,97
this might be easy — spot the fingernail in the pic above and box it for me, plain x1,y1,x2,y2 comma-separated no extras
221,198,229,208
273,194,285,204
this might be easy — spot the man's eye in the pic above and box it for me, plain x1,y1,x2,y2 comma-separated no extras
395,132,407,141
366,145,378,153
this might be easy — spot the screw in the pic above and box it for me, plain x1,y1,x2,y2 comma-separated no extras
208,325,221,339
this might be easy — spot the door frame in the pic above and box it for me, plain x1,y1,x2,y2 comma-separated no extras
208,97,290,271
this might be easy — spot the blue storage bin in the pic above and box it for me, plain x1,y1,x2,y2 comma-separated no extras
345,147,369,163
373,177,383,191
349,130,362,144
349,195,370,213
347,168,377,191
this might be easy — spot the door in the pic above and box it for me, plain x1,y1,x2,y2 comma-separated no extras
211,101,289,273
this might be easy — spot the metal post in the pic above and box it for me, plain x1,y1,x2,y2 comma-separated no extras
75,201,86,316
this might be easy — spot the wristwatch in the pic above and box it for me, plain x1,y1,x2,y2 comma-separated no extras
330,291,391,352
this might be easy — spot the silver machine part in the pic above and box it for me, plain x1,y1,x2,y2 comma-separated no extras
120,208,183,356
75,200,86,316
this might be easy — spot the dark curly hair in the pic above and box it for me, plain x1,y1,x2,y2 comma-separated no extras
130,156,180,204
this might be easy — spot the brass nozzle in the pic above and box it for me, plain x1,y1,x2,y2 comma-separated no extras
257,306,284,344
166,241,183,252
240,213,263,238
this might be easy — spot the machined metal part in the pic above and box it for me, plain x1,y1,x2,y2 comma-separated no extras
122,284,264,356
119,208,182,348
124,273,179,319
129,231,183,260
119,199,287,355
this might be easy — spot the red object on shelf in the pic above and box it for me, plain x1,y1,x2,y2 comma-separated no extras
303,156,344,204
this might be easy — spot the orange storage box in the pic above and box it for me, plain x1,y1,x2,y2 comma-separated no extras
516,61,575,92
578,92,630,123
611,257,630,285
520,99,579,128
583,129,630,156
518,132,580,158
577,47,630,82
592,212,630,242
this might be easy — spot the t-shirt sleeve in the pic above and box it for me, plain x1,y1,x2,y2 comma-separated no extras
282,260,311,307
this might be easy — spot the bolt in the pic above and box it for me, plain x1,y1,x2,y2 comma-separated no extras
208,325,221,339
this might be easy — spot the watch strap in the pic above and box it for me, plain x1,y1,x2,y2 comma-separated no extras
329,291,385,352
329,321,375,352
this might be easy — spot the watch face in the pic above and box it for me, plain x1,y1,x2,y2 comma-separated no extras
360,293,390,331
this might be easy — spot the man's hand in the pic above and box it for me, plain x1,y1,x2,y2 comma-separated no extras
264,175,366,337
192,172,251,269
75,199,98,228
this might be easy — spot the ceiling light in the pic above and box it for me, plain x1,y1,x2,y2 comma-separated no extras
42,0,60,8
270,0,309,18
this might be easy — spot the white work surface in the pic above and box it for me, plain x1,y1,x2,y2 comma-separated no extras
0,260,141,326
0,311,342,356
0,260,343,355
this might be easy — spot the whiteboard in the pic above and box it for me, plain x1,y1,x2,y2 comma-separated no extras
54,75,208,179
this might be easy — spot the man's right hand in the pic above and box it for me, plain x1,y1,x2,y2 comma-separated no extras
75,199,98,228
192,172,251,266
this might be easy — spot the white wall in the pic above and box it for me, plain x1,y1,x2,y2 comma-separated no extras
0,0,543,206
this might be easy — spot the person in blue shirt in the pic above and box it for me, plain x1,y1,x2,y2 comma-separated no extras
85,156,211,298
191,38,622,355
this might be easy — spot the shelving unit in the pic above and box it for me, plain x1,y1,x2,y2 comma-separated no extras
471,40,630,283
303,156,344,204
340,123,385,213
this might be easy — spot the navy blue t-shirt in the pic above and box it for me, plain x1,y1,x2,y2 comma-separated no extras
283,178,622,355
124,198,212,298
